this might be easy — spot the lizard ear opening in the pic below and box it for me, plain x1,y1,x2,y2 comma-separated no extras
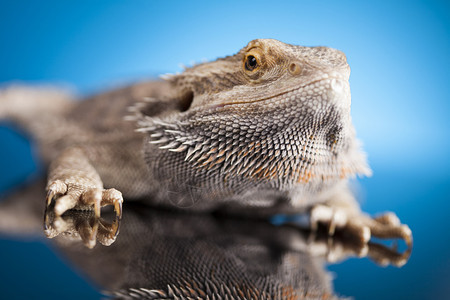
177,90,194,112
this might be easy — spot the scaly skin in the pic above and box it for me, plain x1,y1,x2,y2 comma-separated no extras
0,39,412,245
136,39,370,211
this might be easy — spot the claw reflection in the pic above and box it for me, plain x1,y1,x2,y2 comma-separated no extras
44,208,120,248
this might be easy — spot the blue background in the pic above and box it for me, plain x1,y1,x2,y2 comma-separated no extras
0,0,449,299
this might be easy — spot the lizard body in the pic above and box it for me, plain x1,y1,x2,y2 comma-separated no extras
0,39,411,244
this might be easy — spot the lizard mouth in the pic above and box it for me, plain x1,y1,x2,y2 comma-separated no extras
210,75,348,108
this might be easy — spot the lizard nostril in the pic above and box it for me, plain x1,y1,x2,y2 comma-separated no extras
288,62,301,76
178,90,194,112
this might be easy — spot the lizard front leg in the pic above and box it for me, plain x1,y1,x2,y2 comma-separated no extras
46,147,123,219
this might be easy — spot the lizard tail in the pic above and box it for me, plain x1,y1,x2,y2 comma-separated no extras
0,84,74,126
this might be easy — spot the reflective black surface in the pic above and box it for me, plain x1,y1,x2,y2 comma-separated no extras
0,178,417,299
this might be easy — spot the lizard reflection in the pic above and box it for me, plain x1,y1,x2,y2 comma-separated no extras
47,206,412,299
0,180,411,299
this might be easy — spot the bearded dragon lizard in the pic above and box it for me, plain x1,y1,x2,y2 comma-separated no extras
0,39,412,245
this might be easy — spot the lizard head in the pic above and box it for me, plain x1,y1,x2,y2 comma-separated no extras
166,39,351,113
138,39,370,198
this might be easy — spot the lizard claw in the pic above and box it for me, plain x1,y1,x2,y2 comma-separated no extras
310,205,412,247
46,180,68,207
46,181,123,220
102,188,123,220
365,214,413,247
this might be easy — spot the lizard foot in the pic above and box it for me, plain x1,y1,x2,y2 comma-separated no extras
46,180,123,219
310,205,412,247
44,208,120,248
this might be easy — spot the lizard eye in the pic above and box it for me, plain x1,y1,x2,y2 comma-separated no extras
288,62,302,75
244,55,259,72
